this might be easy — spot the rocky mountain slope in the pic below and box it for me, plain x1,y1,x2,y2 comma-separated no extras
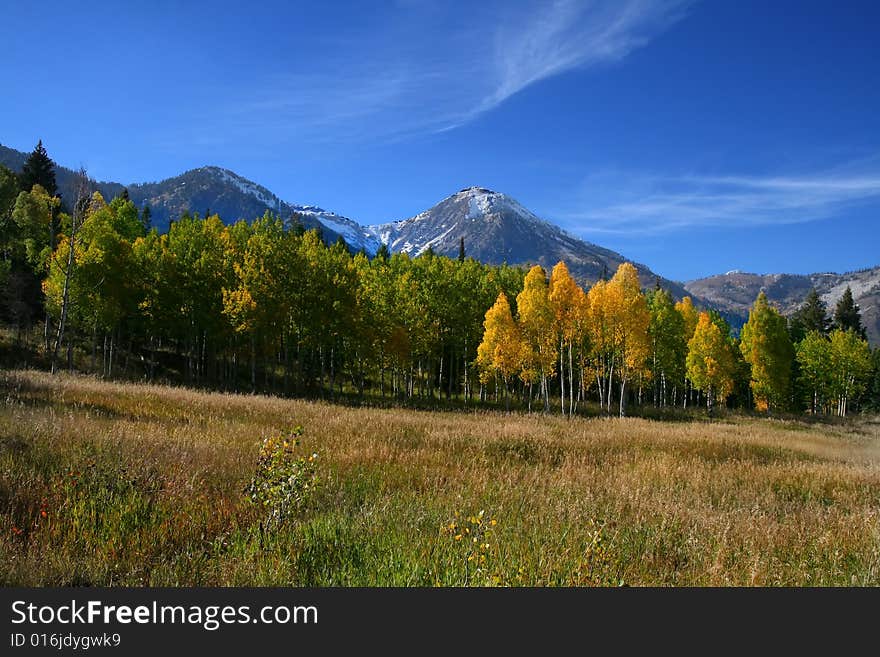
0,145,379,254
368,186,690,297
685,268,880,344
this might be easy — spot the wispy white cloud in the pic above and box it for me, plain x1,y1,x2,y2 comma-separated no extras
206,0,690,144
555,164,880,235
473,0,689,125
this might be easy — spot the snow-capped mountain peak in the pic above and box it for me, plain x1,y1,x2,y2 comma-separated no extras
365,186,689,299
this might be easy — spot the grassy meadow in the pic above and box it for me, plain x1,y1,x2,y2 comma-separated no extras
1,369,879,586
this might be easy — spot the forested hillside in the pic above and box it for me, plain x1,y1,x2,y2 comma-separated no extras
2,142,878,417
0,143,374,250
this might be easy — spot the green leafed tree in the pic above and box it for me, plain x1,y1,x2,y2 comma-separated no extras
647,287,686,407
796,331,833,414
828,328,872,417
740,292,795,412
12,185,59,273
686,311,735,414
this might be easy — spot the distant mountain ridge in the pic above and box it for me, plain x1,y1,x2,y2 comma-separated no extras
0,145,379,254
685,268,880,345
2,143,877,344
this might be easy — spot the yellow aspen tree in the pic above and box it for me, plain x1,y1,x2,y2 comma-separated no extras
517,342,541,413
686,312,735,415
607,263,650,417
572,279,592,412
675,296,699,341
476,291,522,411
517,265,557,413
675,295,699,408
549,261,584,416
587,279,617,412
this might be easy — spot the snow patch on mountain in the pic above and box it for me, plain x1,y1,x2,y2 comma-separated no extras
205,167,281,209
415,224,456,256
292,205,380,254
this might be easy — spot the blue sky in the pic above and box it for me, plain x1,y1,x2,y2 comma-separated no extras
2,0,879,280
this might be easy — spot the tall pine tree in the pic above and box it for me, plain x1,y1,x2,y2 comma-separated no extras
833,287,866,339
375,242,390,262
19,140,58,198
789,287,829,342
141,204,152,231
866,348,880,412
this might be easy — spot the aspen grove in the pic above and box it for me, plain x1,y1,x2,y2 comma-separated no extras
1,157,877,417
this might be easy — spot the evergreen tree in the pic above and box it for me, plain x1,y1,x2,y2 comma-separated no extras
19,140,58,198
0,165,19,218
375,243,390,262
0,166,20,265
789,287,830,343
458,236,465,262
141,205,152,231
288,213,307,236
0,166,24,311
865,348,880,412
833,287,866,339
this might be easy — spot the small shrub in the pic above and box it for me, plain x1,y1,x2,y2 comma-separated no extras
246,427,320,528
444,509,500,585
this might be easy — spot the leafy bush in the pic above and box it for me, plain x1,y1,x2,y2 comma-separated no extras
246,427,319,527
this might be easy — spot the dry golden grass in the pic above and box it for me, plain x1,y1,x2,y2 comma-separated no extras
2,369,879,586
